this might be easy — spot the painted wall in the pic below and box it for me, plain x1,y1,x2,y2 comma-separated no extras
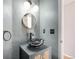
3,0,59,59
64,0,75,58
3,0,40,59
3,0,12,59
12,0,40,59
39,0,58,59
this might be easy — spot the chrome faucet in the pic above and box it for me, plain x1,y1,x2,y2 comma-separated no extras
29,33,34,41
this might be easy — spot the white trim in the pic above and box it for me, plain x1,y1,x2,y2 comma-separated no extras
58,0,64,59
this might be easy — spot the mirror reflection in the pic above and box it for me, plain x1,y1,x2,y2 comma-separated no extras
22,13,36,29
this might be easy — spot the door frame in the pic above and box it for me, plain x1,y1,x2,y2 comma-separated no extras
58,0,64,59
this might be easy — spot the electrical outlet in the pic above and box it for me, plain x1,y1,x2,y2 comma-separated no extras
50,29,55,34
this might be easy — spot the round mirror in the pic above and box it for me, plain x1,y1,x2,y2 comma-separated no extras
22,13,36,30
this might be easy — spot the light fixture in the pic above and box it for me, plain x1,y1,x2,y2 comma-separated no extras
24,0,39,13
24,1,31,10
31,5,39,13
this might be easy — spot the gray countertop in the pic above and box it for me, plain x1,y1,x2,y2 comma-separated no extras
20,44,51,55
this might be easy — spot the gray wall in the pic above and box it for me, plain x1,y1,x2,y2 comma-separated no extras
39,0,58,59
3,0,12,59
12,0,27,59
3,0,40,59
12,0,40,59
3,0,58,59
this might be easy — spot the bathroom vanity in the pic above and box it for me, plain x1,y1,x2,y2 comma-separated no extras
20,44,52,59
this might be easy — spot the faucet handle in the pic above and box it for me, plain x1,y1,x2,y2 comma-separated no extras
30,33,34,36
29,32,34,41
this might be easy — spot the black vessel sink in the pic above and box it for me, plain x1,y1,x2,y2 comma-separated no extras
29,38,44,47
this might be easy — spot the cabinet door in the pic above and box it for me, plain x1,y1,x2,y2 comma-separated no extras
3,0,13,59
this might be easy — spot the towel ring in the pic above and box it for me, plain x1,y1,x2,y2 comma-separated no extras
3,30,11,41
